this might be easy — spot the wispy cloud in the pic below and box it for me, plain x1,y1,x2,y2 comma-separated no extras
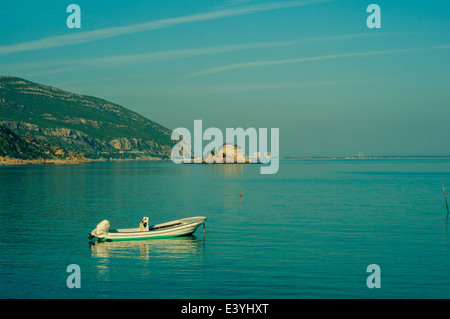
0,0,330,55
181,46,448,78
214,0,258,10
1,32,396,75
152,79,357,94
1,41,297,76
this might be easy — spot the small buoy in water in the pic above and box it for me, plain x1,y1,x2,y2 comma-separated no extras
240,194,242,197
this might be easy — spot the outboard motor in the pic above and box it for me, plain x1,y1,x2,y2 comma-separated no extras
139,217,149,231
89,220,110,240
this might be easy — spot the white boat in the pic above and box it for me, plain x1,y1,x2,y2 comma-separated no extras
89,216,207,242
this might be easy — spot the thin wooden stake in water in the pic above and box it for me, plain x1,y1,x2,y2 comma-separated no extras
203,222,206,239
443,181,449,217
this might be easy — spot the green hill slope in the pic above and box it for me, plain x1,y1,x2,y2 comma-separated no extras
0,76,174,160
0,125,54,160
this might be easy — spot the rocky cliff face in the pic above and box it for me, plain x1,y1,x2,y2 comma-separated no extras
0,124,87,164
0,76,175,160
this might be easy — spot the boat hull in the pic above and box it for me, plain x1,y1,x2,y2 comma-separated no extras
103,216,206,242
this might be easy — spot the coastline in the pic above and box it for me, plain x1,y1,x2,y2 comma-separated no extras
0,156,168,166
0,156,94,166
2,155,448,166
281,155,450,161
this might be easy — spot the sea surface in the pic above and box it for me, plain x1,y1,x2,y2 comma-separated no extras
0,159,449,299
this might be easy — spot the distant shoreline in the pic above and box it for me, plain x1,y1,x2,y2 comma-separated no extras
281,156,450,160
0,156,93,166
1,155,449,166
0,156,168,166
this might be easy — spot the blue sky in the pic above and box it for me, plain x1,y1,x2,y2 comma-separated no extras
0,0,449,156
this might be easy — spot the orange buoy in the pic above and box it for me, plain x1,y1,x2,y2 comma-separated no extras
240,194,242,197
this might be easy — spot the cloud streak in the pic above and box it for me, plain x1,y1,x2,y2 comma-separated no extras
1,41,297,76
1,32,395,75
181,46,447,78
151,79,357,95
0,0,330,55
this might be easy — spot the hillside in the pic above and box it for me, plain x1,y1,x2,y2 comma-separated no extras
0,125,88,165
0,76,174,160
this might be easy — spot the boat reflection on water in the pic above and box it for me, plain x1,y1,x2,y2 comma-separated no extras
89,235,205,260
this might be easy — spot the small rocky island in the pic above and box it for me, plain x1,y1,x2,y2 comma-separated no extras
189,143,266,164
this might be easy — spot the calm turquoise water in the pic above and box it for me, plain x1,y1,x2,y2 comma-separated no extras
0,159,449,298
